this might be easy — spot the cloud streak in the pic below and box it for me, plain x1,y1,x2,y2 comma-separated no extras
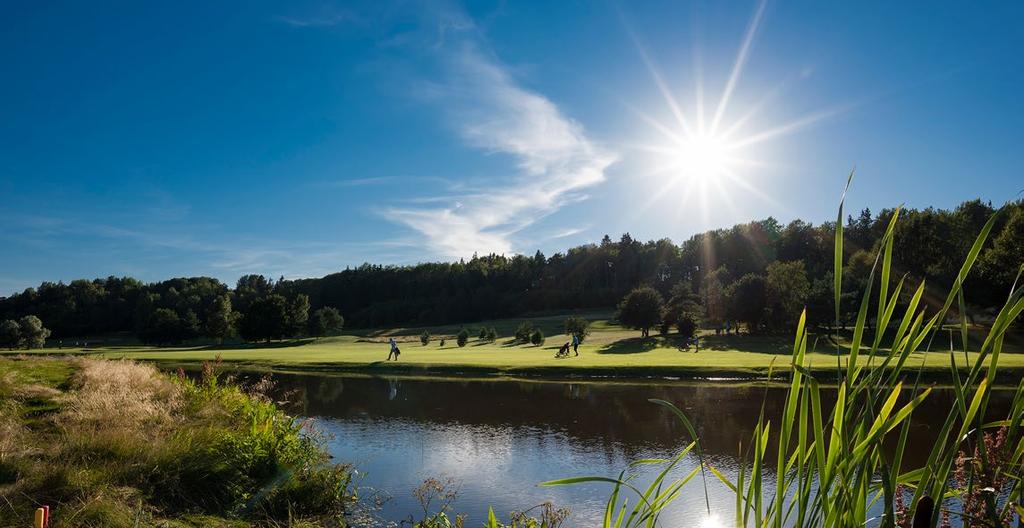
384,13,616,258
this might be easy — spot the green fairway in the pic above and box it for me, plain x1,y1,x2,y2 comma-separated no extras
12,314,1024,379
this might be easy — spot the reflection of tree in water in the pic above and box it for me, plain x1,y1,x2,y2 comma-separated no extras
316,378,345,406
261,373,1014,469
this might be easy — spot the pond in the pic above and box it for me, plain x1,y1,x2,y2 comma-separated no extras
258,372,1015,526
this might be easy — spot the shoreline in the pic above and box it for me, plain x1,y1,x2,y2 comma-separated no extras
97,355,1024,387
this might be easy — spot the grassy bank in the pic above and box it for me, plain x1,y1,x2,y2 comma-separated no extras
0,355,355,527
13,323,1024,381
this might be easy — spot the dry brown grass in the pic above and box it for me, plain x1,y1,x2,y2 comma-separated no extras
61,359,181,428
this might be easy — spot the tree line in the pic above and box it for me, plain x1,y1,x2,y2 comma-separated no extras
0,199,1020,343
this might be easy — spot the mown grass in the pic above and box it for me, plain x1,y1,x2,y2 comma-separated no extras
14,337,1021,383
0,356,355,527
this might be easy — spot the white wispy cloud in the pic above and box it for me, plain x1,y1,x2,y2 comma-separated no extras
383,11,617,258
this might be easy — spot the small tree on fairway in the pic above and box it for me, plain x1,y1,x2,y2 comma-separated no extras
530,328,545,346
486,327,497,342
0,319,21,350
420,330,431,346
727,274,767,334
456,328,469,347
17,315,50,349
564,316,590,344
765,261,810,332
617,286,664,338
676,312,698,340
514,321,535,343
309,307,344,338
478,327,488,340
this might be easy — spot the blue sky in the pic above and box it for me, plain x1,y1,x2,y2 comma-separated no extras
2,1,1022,294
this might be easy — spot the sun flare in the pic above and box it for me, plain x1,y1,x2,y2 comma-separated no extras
670,133,734,182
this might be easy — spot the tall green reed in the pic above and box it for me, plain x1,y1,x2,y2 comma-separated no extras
542,176,1024,527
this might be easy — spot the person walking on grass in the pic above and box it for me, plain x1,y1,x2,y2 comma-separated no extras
387,337,400,361
571,333,580,356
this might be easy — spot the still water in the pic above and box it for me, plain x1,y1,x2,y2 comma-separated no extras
260,373,1013,526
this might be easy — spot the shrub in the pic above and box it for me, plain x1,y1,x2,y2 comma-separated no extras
514,321,535,343
676,311,698,339
309,306,344,338
564,316,590,344
456,328,469,347
530,329,545,346
420,330,431,346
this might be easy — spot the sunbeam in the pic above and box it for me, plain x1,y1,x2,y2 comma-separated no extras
627,0,840,225
710,0,768,135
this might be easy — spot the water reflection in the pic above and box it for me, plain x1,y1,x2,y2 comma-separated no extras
255,373,1013,526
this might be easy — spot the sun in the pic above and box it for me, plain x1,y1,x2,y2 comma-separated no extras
624,0,844,221
670,133,734,182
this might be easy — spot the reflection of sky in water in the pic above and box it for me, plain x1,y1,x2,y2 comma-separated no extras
316,417,746,526
266,374,1014,526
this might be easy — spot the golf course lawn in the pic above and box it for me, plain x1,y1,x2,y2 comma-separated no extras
12,314,1024,379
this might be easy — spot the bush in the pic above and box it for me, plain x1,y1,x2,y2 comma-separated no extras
514,322,535,343
530,329,545,346
564,316,590,344
676,312,698,339
420,330,431,346
456,328,469,347
309,306,344,338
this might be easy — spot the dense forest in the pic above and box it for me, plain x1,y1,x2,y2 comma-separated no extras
1,199,1021,344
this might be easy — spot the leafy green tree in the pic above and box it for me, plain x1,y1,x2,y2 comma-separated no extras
564,316,590,343
456,328,469,347
181,310,201,341
700,267,729,329
486,327,497,342
286,294,310,337
0,319,21,349
530,328,545,346
982,206,1024,289
676,311,698,340
617,286,664,337
726,274,767,334
17,315,51,349
420,330,431,346
514,321,535,343
139,308,183,345
478,327,488,340
765,261,810,332
204,294,236,343
308,306,344,338
668,280,702,317
233,274,273,314
239,294,289,342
